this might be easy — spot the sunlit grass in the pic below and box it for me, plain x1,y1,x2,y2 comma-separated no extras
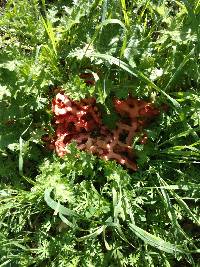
0,0,200,266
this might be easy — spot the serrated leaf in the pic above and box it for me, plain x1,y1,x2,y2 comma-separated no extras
0,85,11,100
0,60,19,71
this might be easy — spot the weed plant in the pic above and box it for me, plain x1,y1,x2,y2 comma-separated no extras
0,0,200,266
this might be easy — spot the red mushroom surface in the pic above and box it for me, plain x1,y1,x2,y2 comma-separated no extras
51,93,160,171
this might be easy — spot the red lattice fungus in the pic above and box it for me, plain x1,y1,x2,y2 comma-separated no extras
51,92,160,171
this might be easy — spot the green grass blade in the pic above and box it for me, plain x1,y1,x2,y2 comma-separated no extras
116,223,135,247
120,0,130,27
44,188,79,218
103,226,112,250
59,213,75,228
19,136,24,176
84,18,126,55
19,120,32,176
69,49,181,109
160,178,200,226
40,15,57,56
101,0,107,22
85,52,181,109
129,223,185,254
157,175,195,245
137,71,181,109
0,260,12,267
112,184,125,222
164,48,195,92
100,18,126,30
40,0,57,55
157,128,200,147
76,226,105,241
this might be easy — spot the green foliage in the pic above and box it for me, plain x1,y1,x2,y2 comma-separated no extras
0,0,200,266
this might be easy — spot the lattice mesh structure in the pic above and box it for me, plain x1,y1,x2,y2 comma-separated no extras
51,93,160,171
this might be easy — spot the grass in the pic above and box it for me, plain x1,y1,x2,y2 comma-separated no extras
0,0,200,266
